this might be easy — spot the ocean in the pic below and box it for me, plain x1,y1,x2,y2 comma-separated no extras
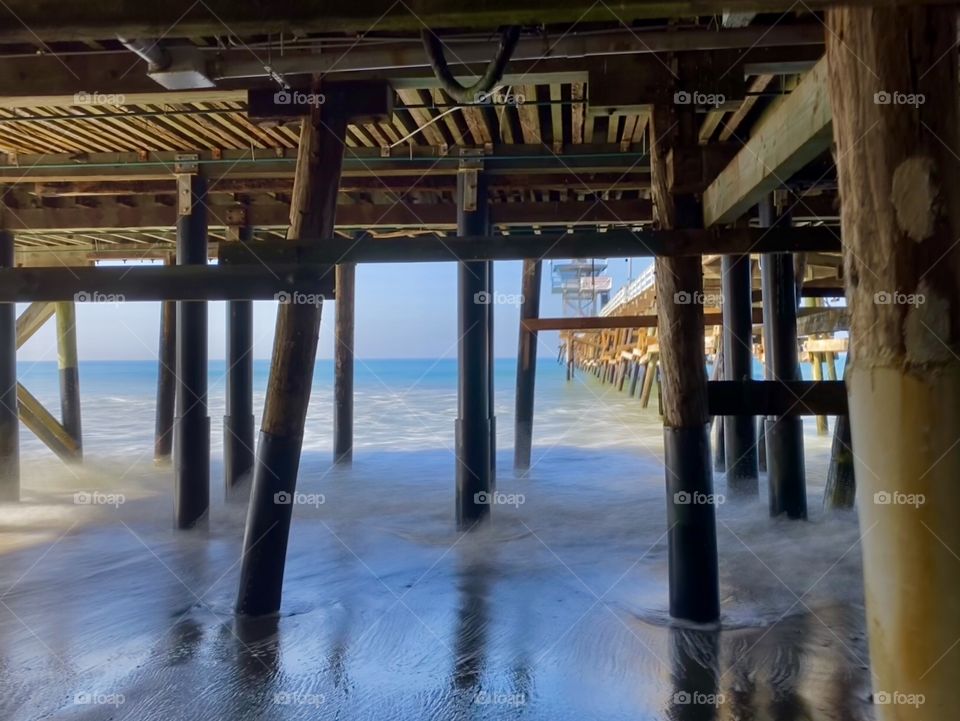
1,357,871,721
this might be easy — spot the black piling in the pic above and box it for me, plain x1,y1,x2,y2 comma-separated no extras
334,261,356,465
55,301,82,456
154,282,177,463
455,163,492,527
513,259,542,472
0,230,19,501
224,226,254,491
721,254,758,495
485,260,496,483
174,174,210,528
759,197,806,520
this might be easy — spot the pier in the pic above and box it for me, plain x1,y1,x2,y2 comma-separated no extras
0,4,954,719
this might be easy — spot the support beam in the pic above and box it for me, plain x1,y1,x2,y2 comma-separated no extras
17,382,80,461
703,57,832,226
651,103,719,624
0,264,335,302
154,294,176,463
16,302,55,347
760,198,806,520
455,162,492,528
333,262,356,465
224,227,255,490
235,82,350,616
54,301,82,456
708,380,846,416
826,6,960,717
514,259,542,472
721,254,758,495
174,174,210,529
221,227,841,266
0,231,18,500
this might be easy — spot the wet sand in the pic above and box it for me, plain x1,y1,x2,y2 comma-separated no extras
0,428,873,721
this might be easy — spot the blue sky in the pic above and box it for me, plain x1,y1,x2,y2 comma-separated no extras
17,258,651,361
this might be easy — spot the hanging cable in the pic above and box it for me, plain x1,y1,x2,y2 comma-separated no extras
420,27,521,104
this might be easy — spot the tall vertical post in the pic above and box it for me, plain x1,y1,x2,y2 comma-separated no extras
486,260,496,484
224,224,255,490
455,155,492,528
759,198,806,520
721,254,758,495
154,257,177,464
0,230,18,501
174,173,210,529
55,301,82,457
333,261,356,465
827,8,960,717
651,103,719,624
236,85,348,616
514,259,542,472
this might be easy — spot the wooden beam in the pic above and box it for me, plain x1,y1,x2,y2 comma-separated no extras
525,309,762,331
703,57,832,225
16,301,56,347
0,265,335,302
708,380,847,416
17,382,81,461
220,227,840,265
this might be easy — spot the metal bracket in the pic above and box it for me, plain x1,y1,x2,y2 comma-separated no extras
173,153,199,174
176,175,193,216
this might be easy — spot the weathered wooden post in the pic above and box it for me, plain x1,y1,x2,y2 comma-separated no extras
333,261,355,465
513,258,541,472
721,254,758,495
827,8,960,715
759,198,806,520
652,103,719,623
0,230,18,501
456,153,492,527
174,172,210,528
224,224,255,490
154,259,177,464
54,301,82,457
235,80,389,615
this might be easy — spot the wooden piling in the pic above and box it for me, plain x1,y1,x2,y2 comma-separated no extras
485,260,496,483
54,301,82,456
513,258,541,472
174,173,210,529
333,261,356,465
224,226,255,490
651,103,719,624
455,163,492,527
721,254,758,494
154,293,177,464
827,8,960,715
0,230,19,501
235,84,349,616
759,198,806,520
